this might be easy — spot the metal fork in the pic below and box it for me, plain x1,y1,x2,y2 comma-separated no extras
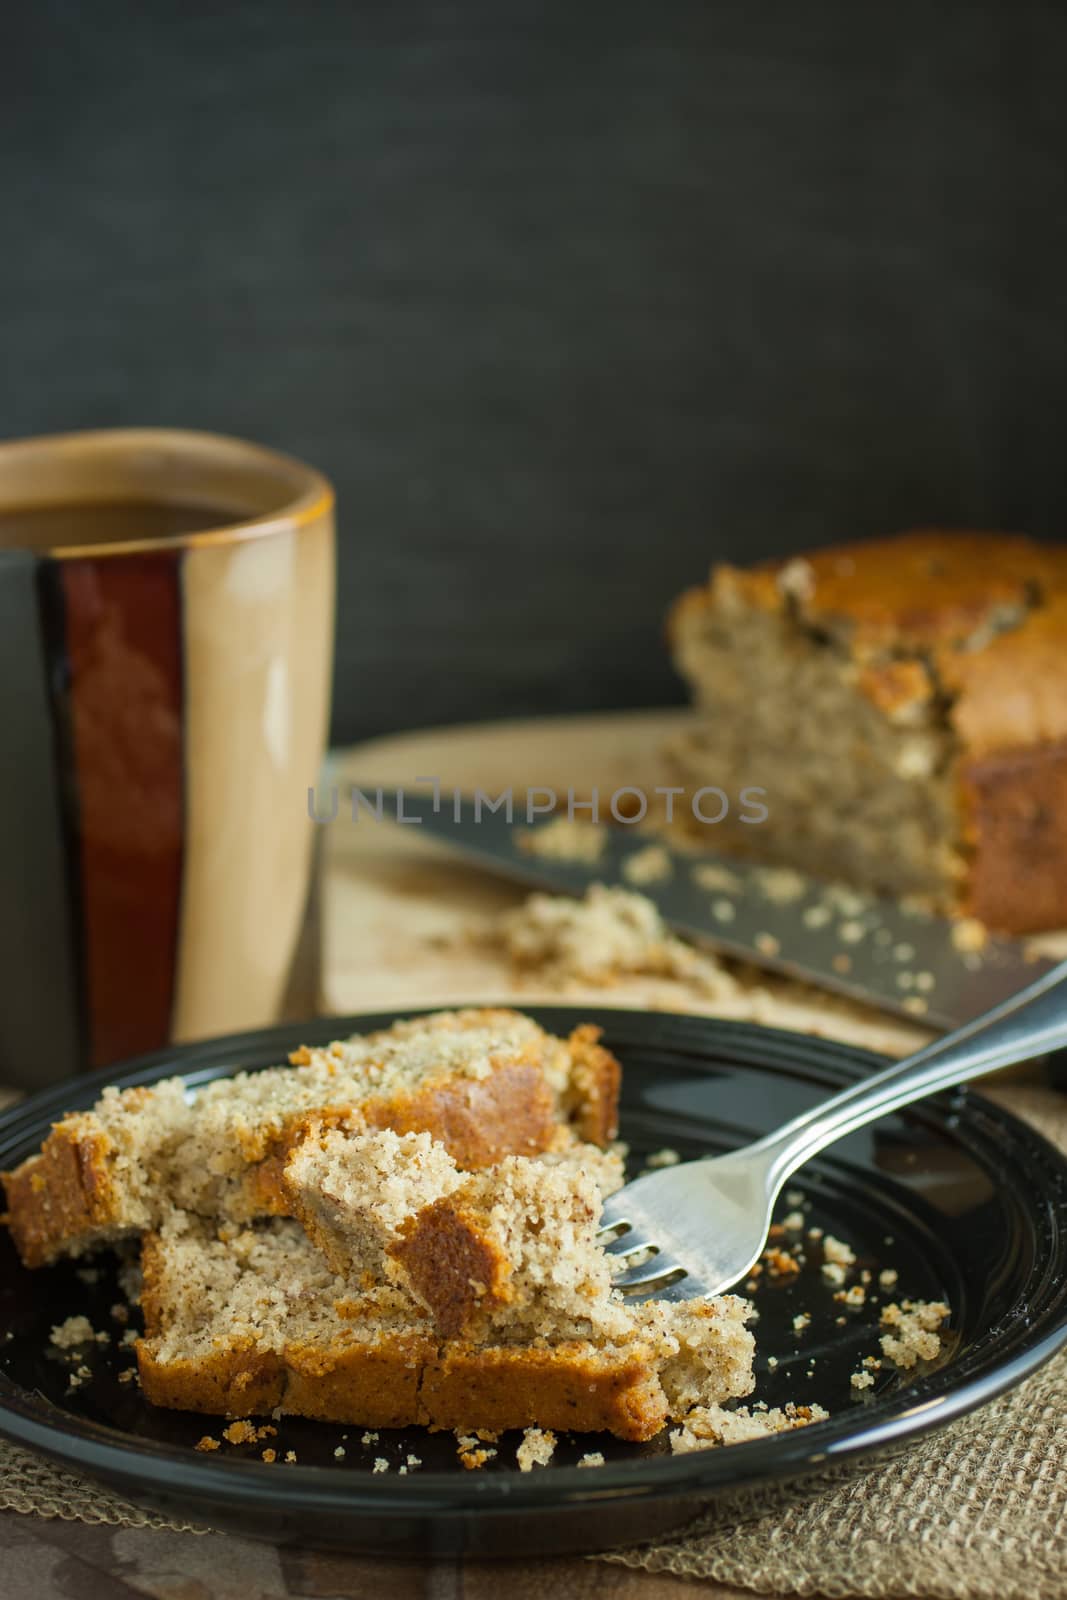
602,956,1067,1301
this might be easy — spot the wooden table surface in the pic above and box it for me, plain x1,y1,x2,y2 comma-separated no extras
0,1510,766,1600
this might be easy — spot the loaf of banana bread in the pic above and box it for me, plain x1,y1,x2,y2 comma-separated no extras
667,531,1067,932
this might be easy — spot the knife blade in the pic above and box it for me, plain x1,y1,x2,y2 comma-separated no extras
363,788,1053,1029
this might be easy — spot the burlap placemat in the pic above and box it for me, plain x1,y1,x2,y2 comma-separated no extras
0,1083,1063,1597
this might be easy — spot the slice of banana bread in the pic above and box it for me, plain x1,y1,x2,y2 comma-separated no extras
4,1009,620,1268
137,1213,438,1426
284,1126,628,1340
667,531,1067,931
136,1214,755,1441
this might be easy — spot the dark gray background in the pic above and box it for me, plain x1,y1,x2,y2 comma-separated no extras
4,2,1066,744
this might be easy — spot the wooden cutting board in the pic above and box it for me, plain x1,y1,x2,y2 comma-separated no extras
319,709,939,1057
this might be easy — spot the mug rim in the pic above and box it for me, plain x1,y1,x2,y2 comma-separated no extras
0,427,335,560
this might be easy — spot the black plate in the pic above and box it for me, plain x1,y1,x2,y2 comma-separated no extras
1,1007,1066,1559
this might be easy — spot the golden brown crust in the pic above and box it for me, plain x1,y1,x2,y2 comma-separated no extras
561,1025,621,1145
282,1334,433,1427
944,593,1067,757
137,1333,669,1438
363,1058,563,1168
2,1120,122,1268
137,1340,287,1417
675,531,1067,652
856,658,935,722
389,1202,513,1339
959,739,1067,931
419,1342,668,1441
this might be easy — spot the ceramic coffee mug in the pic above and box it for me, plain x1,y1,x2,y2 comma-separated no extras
0,429,335,1088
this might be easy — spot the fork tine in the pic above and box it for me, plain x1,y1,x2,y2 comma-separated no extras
611,1255,688,1293
614,1270,690,1299
607,1239,661,1264
601,1227,658,1258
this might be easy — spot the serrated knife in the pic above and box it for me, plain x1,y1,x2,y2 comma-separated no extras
366,788,1053,1029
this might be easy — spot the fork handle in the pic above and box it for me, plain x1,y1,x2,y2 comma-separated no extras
751,955,1067,1193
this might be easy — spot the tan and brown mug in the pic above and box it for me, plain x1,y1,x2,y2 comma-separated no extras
0,429,335,1088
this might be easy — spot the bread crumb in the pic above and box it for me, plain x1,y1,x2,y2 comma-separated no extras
822,1262,847,1288
782,1211,805,1231
195,1436,220,1452
822,1235,856,1267
755,867,807,905
785,1190,804,1207
834,1285,866,1308
792,1313,811,1333
951,917,988,953
880,1299,950,1368
850,1370,875,1390
671,1400,828,1452
117,1367,136,1385
499,884,736,997
261,1449,277,1463
777,556,816,602
361,1431,379,1445
516,1428,557,1471
691,862,743,895
49,1316,97,1350
222,1420,258,1445
517,817,605,863
334,1446,346,1459
373,1458,389,1473
645,1148,681,1169
879,1268,898,1290
623,845,673,886
285,1451,297,1463
109,1303,129,1324
578,1452,606,1468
